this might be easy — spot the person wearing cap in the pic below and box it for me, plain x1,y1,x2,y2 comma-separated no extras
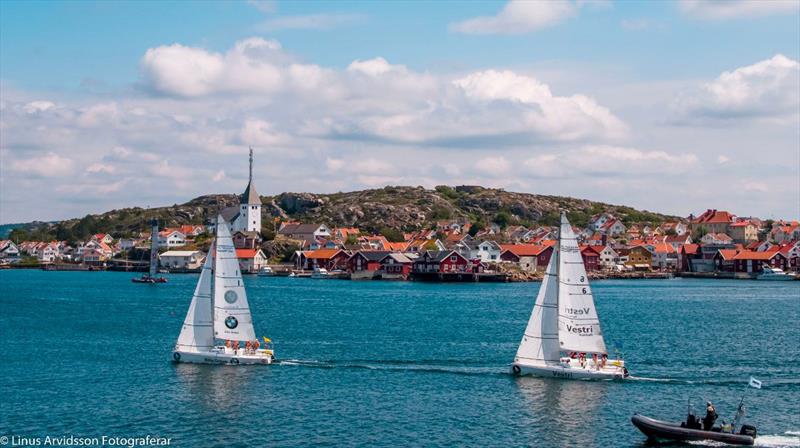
703,401,718,430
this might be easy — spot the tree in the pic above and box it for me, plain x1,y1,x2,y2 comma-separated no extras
379,227,405,242
493,211,511,229
345,234,358,246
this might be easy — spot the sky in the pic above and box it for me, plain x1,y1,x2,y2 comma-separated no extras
1,0,799,223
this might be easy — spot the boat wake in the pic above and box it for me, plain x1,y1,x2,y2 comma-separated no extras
277,359,505,376
754,432,800,448
628,376,800,388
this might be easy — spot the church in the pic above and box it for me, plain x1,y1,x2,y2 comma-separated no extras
221,147,263,249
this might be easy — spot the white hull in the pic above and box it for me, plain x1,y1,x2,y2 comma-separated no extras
172,347,274,365
512,359,627,380
757,274,795,281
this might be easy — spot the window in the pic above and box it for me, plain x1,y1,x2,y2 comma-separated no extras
450,255,457,262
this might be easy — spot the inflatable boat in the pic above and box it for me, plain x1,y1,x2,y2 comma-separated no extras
631,414,756,445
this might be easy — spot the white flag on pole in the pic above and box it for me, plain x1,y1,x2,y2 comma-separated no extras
748,377,762,389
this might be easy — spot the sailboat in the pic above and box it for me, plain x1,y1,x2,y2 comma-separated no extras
132,219,167,283
172,215,274,365
511,212,628,380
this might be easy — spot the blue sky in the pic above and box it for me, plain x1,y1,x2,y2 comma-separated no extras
1,0,799,222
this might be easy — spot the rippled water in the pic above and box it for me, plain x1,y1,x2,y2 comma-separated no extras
1,271,798,447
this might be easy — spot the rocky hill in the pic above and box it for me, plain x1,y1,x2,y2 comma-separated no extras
8,185,679,243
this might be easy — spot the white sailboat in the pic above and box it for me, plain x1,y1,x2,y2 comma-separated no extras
172,215,274,365
511,212,628,380
132,219,167,283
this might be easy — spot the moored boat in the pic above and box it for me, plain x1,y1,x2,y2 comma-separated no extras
257,266,274,276
757,265,795,281
132,219,167,284
511,212,628,380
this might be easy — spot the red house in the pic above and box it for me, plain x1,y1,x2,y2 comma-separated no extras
412,250,470,273
731,248,788,273
348,251,392,273
580,245,601,271
499,244,553,271
713,249,739,272
378,253,413,278
300,249,350,270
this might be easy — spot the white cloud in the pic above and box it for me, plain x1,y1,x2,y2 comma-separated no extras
11,152,75,177
86,163,116,174
347,57,405,77
743,181,768,192
212,170,226,182
141,44,225,97
23,101,55,114
524,145,698,177
678,0,800,20
673,54,800,122
258,13,364,31
450,0,579,35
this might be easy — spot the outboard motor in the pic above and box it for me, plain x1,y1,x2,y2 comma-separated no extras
739,424,757,438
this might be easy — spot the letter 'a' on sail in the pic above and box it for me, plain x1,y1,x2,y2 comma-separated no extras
213,215,257,342
514,251,561,365
175,245,215,351
557,213,607,355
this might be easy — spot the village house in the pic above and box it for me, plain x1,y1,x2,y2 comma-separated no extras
779,242,800,272
713,249,739,273
679,244,701,272
626,245,653,270
236,248,268,273
651,243,678,271
412,250,471,274
359,235,392,251
118,238,140,251
732,249,788,273
747,240,773,252
158,229,186,248
659,222,688,236
91,233,114,245
456,240,502,263
178,225,205,237
665,233,692,251
701,233,734,245
580,245,601,271
160,250,205,271
690,209,735,235
771,222,800,243
82,248,108,265
333,227,360,241
0,240,21,260
593,245,620,269
728,221,758,244
378,253,413,279
500,244,553,272
299,249,350,271
278,223,332,243
233,230,262,249
348,250,392,279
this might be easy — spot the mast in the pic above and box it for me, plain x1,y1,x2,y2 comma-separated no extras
209,240,216,338
149,219,159,277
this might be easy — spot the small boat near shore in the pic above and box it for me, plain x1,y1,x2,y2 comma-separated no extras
757,265,795,281
132,219,167,284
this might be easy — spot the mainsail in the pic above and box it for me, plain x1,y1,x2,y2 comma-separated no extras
557,213,607,354
514,250,561,365
212,215,257,342
175,246,215,351
149,219,159,277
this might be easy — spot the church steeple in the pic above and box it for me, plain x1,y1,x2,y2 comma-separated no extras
241,146,261,205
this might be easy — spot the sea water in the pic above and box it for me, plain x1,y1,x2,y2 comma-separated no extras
1,271,798,447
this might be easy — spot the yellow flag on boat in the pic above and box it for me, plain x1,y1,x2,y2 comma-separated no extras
263,337,272,344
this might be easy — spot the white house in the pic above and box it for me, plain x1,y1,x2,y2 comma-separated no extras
37,242,60,263
278,223,332,242
160,250,205,270
158,230,186,248
0,240,20,260
236,248,268,273
91,233,114,245
456,240,502,262
593,245,619,269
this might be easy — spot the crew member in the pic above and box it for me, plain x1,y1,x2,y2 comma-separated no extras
703,401,718,431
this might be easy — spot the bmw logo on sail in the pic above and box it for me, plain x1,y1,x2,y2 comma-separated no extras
225,316,238,329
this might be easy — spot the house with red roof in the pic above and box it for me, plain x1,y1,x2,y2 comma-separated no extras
499,244,553,272
91,233,114,245
236,248,267,273
779,241,800,272
580,245,601,271
732,248,788,273
299,249,349,271
771,222,800,243
713,249,739,273
665,233,693,251
157,229,186,248
690,209,736,235
412,250,472,274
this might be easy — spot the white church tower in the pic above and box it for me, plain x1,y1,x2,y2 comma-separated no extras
234,147,262,233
